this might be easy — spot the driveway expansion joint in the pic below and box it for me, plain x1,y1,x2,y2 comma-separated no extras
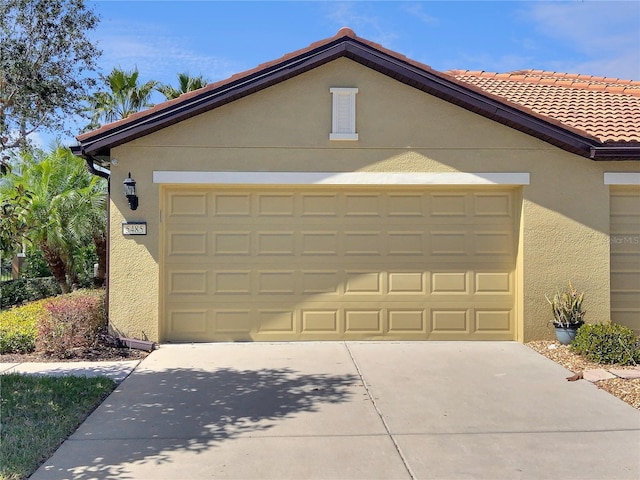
343,341,417,480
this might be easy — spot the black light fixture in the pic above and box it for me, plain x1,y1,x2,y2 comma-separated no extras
123,172,138,210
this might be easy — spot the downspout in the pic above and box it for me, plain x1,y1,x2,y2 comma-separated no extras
78,150,111,320
78,151,154,350
83,153,110,180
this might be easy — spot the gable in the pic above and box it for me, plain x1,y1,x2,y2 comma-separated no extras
129,57,553,155
75,28,640,162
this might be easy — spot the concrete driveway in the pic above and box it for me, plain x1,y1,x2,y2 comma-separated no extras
32,342,640,479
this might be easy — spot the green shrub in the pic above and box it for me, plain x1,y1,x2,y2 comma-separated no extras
0,277,61,309
0,300,48,353
571,323,640,365
21,249,52,278
36,289,106,358
74,244,99,288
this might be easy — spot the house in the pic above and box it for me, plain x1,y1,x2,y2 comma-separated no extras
73,28,640,343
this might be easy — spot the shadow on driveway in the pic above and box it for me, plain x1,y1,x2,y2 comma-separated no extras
34,342,640,480
35,366,360,479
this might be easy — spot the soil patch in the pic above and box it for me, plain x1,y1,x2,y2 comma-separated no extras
1,337,150,363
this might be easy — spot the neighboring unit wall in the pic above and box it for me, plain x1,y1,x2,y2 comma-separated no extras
520,153,611,340
106,57,637,342
609,184,640,334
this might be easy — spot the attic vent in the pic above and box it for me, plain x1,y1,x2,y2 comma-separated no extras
330,87,358,141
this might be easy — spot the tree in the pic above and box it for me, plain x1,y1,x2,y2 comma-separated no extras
85,67,158,130
0,145,107,292
1,155,10,176
0,0,101,153
0,184,30,254
157,72,210,100
72,171,107,286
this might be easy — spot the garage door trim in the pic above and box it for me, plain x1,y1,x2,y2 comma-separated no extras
604,173,640,185
153,171,530,185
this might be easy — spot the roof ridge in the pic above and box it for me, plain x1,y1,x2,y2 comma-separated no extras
80,28,442,141
77,29,640,154
79,28,363,140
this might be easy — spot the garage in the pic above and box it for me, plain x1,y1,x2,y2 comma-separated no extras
162,186,518,341
73,28,640,343
610,186,640,334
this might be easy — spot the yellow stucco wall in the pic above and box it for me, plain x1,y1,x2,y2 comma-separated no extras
107,58,639,342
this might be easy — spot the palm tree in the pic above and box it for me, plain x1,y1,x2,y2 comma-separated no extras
85,67,158,130
0,146,107,292
72,174,107,287
82,68,158,285
157,72,209,100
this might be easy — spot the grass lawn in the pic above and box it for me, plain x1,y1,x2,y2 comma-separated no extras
0,374,115,480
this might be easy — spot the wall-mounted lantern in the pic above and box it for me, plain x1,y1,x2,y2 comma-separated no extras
123,173,138,210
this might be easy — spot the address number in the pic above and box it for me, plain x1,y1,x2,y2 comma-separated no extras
122,222,147,235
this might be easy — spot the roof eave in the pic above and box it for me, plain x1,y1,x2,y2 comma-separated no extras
590,145,640,161
78,38,351,157
71,145,111,178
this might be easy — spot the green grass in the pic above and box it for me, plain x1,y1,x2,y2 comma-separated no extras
0,374,116,480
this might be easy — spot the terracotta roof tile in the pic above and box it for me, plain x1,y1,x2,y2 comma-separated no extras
446,69,640,142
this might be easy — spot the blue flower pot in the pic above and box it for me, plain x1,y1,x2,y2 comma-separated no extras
554,326,580,345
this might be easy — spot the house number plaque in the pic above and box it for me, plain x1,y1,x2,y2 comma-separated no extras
122,222,147,235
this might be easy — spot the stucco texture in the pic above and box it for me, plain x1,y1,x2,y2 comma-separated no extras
107,58,639,342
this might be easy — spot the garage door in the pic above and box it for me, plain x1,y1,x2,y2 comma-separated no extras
610,187,640,334
162,187,517,341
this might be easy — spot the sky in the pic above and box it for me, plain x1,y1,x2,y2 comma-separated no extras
38,0,640,145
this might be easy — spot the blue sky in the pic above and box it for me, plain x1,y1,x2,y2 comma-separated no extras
91,0,640,86
41,0,640,145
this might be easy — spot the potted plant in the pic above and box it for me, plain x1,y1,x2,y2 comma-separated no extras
546,281,586,345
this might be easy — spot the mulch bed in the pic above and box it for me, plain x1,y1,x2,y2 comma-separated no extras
1,345,149,363
527,340,640,410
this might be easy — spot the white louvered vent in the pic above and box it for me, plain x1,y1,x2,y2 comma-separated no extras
330,87,358,141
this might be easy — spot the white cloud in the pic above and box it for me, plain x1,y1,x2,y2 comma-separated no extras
403,2,438,25
523,1,640,79
94,20,245,85
27,131,48,150
324,2,399,46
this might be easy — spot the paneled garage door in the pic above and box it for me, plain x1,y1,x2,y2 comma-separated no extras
610,187,640,334
162,187,517,341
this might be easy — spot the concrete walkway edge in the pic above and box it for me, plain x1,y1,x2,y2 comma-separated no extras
1,360,140,383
